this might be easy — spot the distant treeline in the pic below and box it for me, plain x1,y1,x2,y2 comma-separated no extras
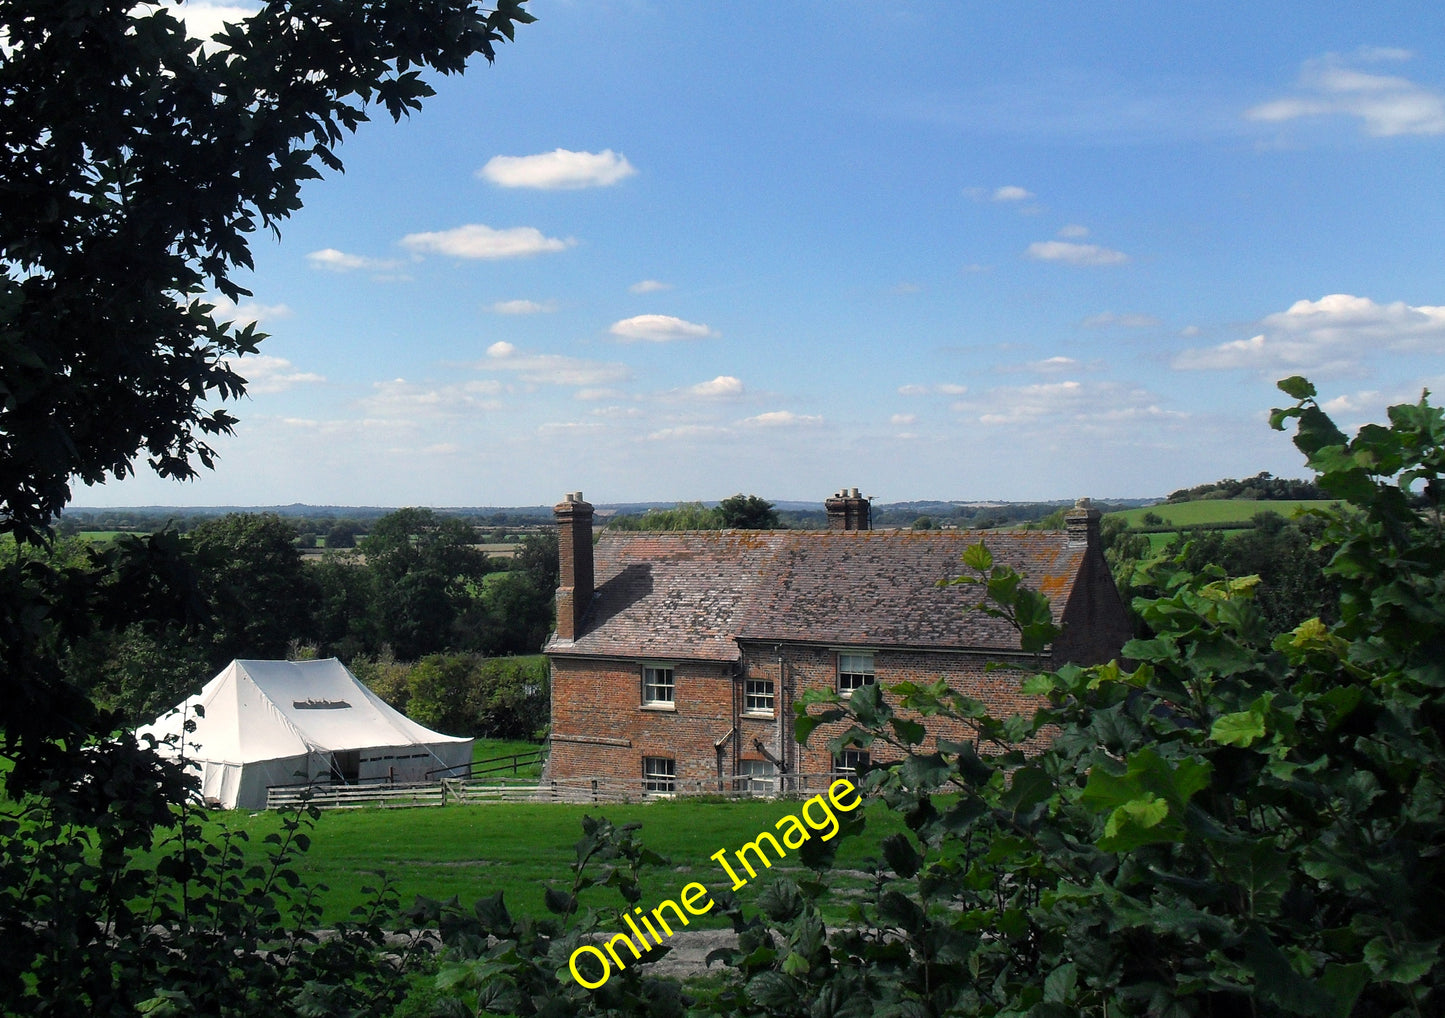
20,509,559,728
57,505,556,541
1166,471,1322,503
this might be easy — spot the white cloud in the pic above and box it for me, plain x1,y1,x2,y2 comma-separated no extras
576,388,627,402
688,376,745,398
1081,312,1161,328
1174,293,1445,375
487,299,557,315
1027,241,1129,266
898,383,967,396
992,185,1034,202
1057,224,1090,239
647,424,731,441
954,379,1185,431
169,1,258,47
742,410,823,427
1246,52,1445,136
306,248,405,273
400,224,575,260
890,413,917,426
362,378,505,419
629,279,673,294
209,298,291,327
1023,356,1082,372
479,342,631,387
891,282,923,295
960,263,992,274
589,405,643,419
224,354,323,395
609,314,716,342
479,149,636,189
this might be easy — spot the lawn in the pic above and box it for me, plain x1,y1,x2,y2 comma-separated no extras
194,793,909,926
1108,499,1338,528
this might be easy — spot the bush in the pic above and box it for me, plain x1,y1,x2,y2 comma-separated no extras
720,378,1444,1017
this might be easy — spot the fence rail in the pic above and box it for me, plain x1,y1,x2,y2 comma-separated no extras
266,772,850,809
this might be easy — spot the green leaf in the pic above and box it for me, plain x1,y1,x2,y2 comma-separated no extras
542,887,575,916
889,717,926,745
781,950,811,976
962,542,993,573
1210,707,1267,747
1043,961,1077,1003
1277,375,1317,400
882,833,921,879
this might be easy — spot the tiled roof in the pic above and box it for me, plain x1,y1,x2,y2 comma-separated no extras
547,528,1086,662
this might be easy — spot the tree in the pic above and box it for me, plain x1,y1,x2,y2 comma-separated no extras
362,507,494,658
717,493,782,529
0,0,534,546
185,512,319,665
752,378,1444,1018
0,3,534,1013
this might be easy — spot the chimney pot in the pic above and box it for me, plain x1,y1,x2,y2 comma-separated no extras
825,486,873,531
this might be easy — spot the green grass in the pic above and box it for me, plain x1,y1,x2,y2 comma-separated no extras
470,738,545,779
200,795,908,926
1108,499,1338,529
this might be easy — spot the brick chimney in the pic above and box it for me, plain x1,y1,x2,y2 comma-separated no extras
554,491,594,641
825,487,872,531
1065,497,1101,548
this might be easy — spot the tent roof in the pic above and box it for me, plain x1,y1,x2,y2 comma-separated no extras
140,658,468,765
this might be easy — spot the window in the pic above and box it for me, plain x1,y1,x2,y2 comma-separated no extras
643,756,676,793
744,678,775,714
642,665,675,706
837,652,875,696
833,749,870,777
737,759,776,795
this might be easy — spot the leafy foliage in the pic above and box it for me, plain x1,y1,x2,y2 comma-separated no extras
1167,471,1324,504
0,0,534,544
384,652,549,740
758,378,1445,1017
717,494,782,529
412,814,686,1017
0,2,534,1014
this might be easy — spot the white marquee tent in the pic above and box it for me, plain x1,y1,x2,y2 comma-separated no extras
138,658,473,810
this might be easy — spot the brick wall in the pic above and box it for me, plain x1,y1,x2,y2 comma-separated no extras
549,655,736,783
739,644,1054,773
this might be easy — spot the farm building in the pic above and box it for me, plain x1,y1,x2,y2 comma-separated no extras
543,490,1132,793
138,658,472,809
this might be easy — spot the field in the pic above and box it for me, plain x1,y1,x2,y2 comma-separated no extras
191,793,909,927
1108,499,1338,528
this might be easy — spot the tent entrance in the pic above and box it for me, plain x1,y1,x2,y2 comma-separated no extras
330,750,361,784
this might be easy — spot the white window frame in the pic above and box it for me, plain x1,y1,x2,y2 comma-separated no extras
737,759,776,795
643,756,676,793
744,677,775,715
837,651,875,697
642,663,675,707
833,748,870,776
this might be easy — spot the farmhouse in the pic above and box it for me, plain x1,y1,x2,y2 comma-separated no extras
543,490,1132,792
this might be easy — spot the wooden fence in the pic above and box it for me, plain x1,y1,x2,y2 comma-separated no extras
265,772,847,810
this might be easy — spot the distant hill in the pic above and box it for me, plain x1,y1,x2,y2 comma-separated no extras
62,496,1161,534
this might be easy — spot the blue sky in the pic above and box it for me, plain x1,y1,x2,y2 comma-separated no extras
89,1,1445,508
